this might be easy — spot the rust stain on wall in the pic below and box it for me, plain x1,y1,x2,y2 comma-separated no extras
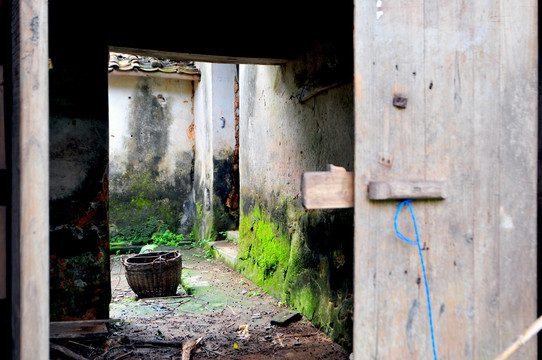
186,121,195,140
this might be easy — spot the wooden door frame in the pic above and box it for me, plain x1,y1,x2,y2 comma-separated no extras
11,1,49,359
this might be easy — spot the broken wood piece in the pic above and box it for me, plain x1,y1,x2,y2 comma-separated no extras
367,180,447,200
271,310,302,327
50,343,89,360
131,340,185,348
301,164,354,209
182,337,202,360
50,320,110,339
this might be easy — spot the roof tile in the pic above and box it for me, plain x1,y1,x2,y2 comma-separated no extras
108,52,200,75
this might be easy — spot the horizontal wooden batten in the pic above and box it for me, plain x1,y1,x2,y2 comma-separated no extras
108,69,200,81
367,180,447,200
109,46,291,65
301,165,354,209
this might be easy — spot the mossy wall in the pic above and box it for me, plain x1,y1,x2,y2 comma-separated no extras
238,41,354,349
108,76,196,236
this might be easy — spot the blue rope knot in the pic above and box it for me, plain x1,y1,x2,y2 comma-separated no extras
394,199,438,360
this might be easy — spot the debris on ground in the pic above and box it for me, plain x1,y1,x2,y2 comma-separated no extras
182,337,202,360
50,246,350,359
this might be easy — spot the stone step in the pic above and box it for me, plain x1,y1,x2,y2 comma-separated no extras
208,241,238,269
226,230,239,244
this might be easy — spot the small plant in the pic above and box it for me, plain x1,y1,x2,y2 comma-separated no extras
150,229,186,246
110,216,165,246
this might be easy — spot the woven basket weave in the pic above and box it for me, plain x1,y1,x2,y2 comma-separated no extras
122,251,182,298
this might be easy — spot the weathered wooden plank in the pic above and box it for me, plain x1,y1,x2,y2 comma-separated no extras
50,321,109,339
108,69,200,81
301,165,354,209
11,1,50,359
364,0,431,358
367,180,446,200
354,0,429,357
496,0,538,358
423,0,476,357
471,0,504,357
109,46,290,65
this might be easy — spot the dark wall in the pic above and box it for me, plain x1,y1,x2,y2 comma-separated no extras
48,1,110,320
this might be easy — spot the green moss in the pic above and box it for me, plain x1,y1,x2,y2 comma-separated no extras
238,205,291,299
130,195,151,208
109,168,184,241
237,194,354,351
196,202,203,220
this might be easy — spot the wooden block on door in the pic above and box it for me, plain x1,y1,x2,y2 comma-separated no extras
301,165,354,209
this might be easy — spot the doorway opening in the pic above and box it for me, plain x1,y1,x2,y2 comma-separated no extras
101,48,354,359
107,54,240,257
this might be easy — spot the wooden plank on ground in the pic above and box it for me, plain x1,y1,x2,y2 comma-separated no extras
301,164,353,209
50,320,110,339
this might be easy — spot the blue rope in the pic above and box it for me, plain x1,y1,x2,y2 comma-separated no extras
394,199,438,360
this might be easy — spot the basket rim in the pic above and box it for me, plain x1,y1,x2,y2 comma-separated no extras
122,250,181,266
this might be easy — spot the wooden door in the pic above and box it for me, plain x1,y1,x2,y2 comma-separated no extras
353,0,538,358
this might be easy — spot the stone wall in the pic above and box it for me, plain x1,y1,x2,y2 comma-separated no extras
108,75,195,235
238,49,354,349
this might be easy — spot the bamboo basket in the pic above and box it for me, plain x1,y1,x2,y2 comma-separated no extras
122,251,182,298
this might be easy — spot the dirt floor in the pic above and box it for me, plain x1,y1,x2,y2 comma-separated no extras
50,245,351,359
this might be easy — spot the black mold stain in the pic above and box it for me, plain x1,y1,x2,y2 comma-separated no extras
126,80,171,169
406,299,419,341
213,156,237,229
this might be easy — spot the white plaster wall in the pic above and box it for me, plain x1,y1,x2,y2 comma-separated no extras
192,63,238,234
193,63,214,196
193,63,237,181
108,75,195,181
239,64,354,198
211,64,237,154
